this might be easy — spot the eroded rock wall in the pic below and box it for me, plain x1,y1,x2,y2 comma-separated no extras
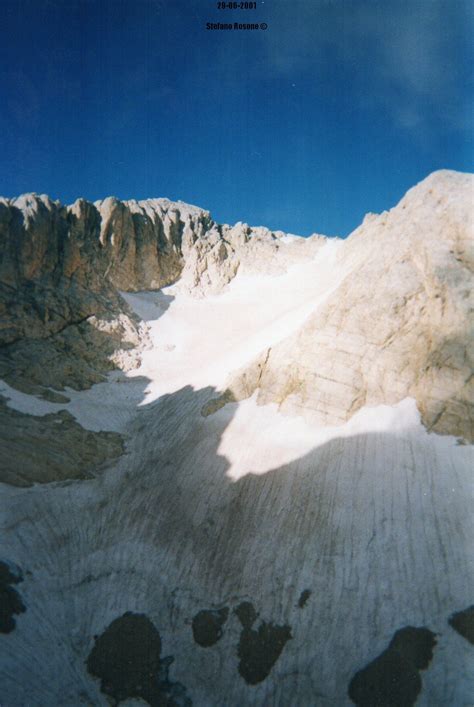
0,193,298,394
219,171,474,440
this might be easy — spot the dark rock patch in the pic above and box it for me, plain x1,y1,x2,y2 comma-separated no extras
192,607,229,647
297,589,311,608
0,399,125,486
449,605,474,644
0,560,26,633
235,602,292,685
234,601,258,630
348,626,437,706
87,611,191,706
39,388,71,403
201,389,236,417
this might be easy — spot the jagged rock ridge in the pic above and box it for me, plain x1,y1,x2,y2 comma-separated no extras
0,192,322,396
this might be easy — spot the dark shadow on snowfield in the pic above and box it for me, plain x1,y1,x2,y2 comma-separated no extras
0,380,471,705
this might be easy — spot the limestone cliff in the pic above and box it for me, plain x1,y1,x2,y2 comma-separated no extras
214,171,474,441
0,193,307,395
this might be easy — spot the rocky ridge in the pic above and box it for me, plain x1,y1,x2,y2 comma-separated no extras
0,192,320,396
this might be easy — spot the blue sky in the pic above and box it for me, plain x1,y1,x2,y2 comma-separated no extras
1,0,472,236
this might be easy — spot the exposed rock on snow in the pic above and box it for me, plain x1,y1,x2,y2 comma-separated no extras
348,626,437,706
0,399,124,486
448,605,474,645
86,611,192,706
192,607,229,647
0,560,26,633
234,600,292,685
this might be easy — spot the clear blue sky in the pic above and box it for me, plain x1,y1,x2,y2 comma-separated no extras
1,0,472,236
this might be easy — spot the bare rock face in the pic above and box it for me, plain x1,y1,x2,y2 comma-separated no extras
94,196,210,291
0,192,217,357
0,192,320,395
178,222,327,296
222,171,474,441
0,194,140,395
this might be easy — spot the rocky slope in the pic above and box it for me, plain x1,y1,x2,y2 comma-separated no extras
0,170,473,706
220,170,474,441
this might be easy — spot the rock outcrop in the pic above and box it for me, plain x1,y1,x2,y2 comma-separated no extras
218,171,474,440
0,399,124,487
